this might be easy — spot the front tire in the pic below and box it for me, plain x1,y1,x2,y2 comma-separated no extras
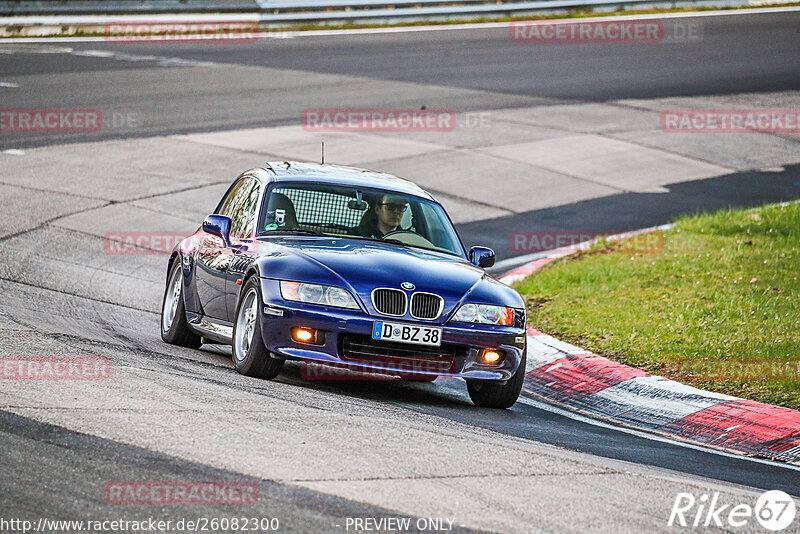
466,350,525,409
232,277,284,379
161,260,202,348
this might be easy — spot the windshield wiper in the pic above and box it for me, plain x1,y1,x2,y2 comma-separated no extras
362,236,458,256
343,235,408,247
264,229,325,236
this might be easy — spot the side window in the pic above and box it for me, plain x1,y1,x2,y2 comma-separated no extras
400,202,413,230
228,177,261,239
217,179,245,218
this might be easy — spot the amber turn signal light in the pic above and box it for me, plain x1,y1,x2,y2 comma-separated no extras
291,327,324,345
480,349,503,365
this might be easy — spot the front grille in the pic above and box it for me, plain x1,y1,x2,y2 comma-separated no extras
371,288,406,316
339,334,467,374
410,292,443,320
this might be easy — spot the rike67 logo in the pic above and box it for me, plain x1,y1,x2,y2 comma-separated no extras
669,490,796,531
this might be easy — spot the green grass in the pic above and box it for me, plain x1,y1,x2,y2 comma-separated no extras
515,201,800,409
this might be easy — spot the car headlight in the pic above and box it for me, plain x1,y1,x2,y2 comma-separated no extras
452,304,514,326
280,281,359,309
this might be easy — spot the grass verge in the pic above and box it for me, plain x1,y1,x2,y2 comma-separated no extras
515,201,800,409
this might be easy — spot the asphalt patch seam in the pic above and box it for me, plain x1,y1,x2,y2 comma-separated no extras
0,200,113,243
0,179,106,201
0,275,156,314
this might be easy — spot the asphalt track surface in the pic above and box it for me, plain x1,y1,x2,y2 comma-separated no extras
2,12,800,145
1,10,800,533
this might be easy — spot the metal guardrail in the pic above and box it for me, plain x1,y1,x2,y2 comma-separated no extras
259,0,748,23
0,2,260,14
0,0,751,25
283,0,756,22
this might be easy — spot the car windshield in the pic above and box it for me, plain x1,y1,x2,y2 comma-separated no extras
257,182,465,257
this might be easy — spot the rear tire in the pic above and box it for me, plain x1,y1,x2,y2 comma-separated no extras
232,277,284,379
161,260,202,348
466,350,525,409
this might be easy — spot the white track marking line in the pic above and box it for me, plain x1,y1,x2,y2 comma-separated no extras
0,7,798,43
515,395,800,472
0,45,221,67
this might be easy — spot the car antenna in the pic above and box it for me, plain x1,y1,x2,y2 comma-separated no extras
321,141,325,164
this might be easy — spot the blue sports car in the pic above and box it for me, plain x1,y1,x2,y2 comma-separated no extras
161,162,527,408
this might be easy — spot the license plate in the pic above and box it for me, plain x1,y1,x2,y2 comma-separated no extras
372,321,442,347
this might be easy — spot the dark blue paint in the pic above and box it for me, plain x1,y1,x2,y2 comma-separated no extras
469,246,496,268
201,214,232,247
172,164,526,381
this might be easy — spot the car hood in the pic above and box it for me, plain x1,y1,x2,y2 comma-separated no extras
251,236,522,320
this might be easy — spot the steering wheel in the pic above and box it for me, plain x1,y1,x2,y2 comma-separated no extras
382,230,436,249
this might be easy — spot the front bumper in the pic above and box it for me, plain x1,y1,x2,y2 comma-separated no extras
257,278,525,381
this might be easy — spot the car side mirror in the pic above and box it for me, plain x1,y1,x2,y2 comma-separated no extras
202,214,232,247
469,246,495,268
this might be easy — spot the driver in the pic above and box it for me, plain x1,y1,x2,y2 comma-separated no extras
353,194,407,239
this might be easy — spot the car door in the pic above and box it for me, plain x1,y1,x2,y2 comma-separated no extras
225,176,263,321
194,177,249,322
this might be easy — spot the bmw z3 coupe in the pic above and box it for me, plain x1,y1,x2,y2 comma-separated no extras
161,162,527,408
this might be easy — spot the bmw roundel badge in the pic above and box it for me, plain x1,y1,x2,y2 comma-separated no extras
401,282,415,291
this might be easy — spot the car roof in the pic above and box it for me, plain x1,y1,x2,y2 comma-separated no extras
260,161,435,200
